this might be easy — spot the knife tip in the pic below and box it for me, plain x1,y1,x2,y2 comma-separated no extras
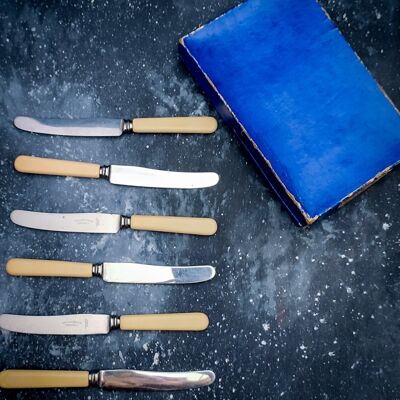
195,370,215,386
211,172,220,186
10,210,19,224
208,266,216,281
205,370,216,385
10,210,28,227
13,116,28,130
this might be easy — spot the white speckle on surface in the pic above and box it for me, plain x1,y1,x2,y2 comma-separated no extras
49,344,62,357
151,352,160,367
262,322,270,331
346,287,353,294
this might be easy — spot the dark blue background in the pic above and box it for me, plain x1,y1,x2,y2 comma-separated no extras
0,1,399,399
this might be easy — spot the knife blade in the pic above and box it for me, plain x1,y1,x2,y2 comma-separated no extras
14,116,218,136
0,369,215,390
10,210,218,236
0,312,209,335
14,155,219,189
96,369,215,390
6,258,216,284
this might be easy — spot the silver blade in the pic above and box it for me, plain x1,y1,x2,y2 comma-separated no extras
0,314,110,335
102,263,215,284
10,210,121,233
98,369,215,390
109,165,219,189
14,116,123,137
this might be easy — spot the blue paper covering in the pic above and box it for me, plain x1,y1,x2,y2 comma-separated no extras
179,0,400,225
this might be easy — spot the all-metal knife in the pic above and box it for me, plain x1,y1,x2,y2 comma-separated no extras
0,312,209,335
14,155,219,189
0,369,215,391
10,210,218,236
14,116,218,136
6,258,216,284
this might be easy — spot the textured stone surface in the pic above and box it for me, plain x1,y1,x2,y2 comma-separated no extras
0,1,399,399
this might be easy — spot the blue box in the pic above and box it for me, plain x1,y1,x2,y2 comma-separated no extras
179,0,400,225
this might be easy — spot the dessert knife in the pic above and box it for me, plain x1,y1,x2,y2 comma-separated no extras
14,155,219,189
14,116,218,136
10,210,217,236
6,258,216,284
0,369,215,390
0,312,209,335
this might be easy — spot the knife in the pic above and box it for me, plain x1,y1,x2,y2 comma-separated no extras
0,312,209,335
14,116,218,136
14,155,219,189
6,258,216,284
0,369,215,390
10,210,218,236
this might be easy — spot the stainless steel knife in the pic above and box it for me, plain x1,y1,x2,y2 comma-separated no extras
14,116,218,136
0,312,209,335
6,258,216,284
14,155,219,189
10,210,218,236
0,368,215,391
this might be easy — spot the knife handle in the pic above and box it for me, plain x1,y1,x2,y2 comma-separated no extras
0,370,89,389
120,312,209,331
6,258,93,278
131,117,217,134
130,215,217,236
14,155,100,178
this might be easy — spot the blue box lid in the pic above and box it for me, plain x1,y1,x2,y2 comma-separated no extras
180,0,400,225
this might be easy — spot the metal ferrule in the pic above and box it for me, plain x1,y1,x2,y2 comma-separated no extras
121,119,133,133
92,263,104,277
120,215,131,229
89,372,99,386
110,316,120,330
99,165,110,179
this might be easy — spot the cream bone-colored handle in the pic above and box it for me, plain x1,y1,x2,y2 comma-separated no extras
120,312,209,331
14,155,100,179
6,258,93,278
0,370,89,389
130,215,217,236
131,116,217,134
